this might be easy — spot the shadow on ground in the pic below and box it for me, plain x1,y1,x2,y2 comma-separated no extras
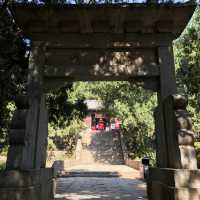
55,177,147,200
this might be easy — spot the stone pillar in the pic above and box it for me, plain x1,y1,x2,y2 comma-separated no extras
148,45,200,200
155,45,176,168
148,95,199,200
25,41,47,170
4,42,54,200
163,94,197,169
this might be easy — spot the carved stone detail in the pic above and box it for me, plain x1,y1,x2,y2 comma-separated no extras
173,95,197,169
163,94,197,169
6,95,28,170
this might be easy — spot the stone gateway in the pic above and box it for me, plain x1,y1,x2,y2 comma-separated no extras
1,3,199,200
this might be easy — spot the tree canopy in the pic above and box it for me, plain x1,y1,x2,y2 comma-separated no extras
174,5,200,136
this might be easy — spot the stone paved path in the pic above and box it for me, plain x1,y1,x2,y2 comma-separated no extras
55,177,147,200
55,130,147,200
55,164,147,200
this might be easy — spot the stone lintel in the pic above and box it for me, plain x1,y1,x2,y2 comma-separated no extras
11,4,196,39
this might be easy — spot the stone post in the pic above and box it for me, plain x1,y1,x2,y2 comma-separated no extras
148,45,200,200
148,95,199,200
6,95,29,170
163,94,197,169
4,42,54,200
155,45,177,168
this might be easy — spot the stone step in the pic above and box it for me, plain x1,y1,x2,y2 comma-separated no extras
70,130,125,166
58,171,121,178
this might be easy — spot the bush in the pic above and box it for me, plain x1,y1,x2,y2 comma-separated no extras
122,122,156,166
0,162,6,171
48,118,85,156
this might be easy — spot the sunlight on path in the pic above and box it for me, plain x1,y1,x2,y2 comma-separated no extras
55,164,147,200
55,177,147,200
55,130,147,200
63,164,142,179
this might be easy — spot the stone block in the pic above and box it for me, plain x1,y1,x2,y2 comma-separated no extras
172,94,188,110
175,110,192,130
179,145,197,169
53,160,64,175
6,146,24,170
0,168,55,200
10,110,27,129
9,129,25,145
178,130,194,145
148,168,200,200
125,159,142,171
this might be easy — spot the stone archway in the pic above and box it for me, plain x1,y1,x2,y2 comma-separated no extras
2,3,199,200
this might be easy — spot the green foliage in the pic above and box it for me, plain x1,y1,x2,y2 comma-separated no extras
0,162,6,171
43,84,85,154
0,7,26,145
174,6,200,166
0,102,16,145
47,86,87,128
46,86,87,152
174,6,200,136
48,118,84,155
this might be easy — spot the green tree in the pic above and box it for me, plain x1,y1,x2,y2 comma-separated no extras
0,7,26,145
174,5,200,136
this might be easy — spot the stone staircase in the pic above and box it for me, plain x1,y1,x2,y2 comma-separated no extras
82,130,125,165
53,130,125,176
61,171,120,177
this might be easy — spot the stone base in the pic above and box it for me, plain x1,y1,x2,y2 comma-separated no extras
0,168,55,200
148,168,200,200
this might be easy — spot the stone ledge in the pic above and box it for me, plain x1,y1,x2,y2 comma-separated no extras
125,159,142,171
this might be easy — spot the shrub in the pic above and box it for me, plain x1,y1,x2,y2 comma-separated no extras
48,118,85,156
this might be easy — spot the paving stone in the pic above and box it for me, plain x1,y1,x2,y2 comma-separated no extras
54,130,147,200
55,165,147,200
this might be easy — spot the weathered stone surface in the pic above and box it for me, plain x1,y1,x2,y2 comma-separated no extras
178,130,195,146
175,110,193,130
179,145,197,169
10,110,27,129
11,4,195,38
0,168,54,200
9,129,25,145
172,94,188,110
6,146,23,170
35,96,48,169
53,160,65,176
0,170,40,187
163,94,197,169
148,168,200,200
